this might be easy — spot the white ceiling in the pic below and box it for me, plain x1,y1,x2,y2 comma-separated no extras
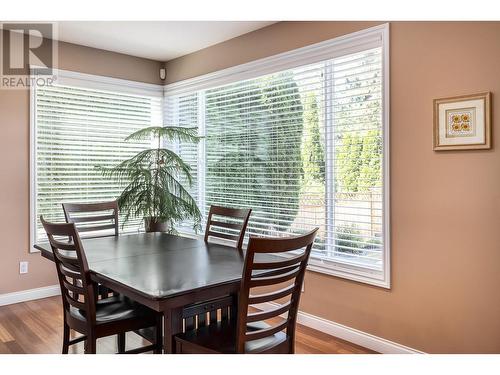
56,21,276,61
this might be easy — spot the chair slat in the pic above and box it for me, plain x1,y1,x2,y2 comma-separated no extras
248,284,295,305
209,310,217,324
197,313,206,328
247,302,291,323
62,279,85,295
209,206,251,219
209,220,242,230
59,264,82,279
64,294,86,310
221,306,228,321
185,316,195,332
63,201,117,212
244,320,288,342
76,224,117,233
207,231,240,242
252,252,308,270
54,251,79,265
249,268,301,288
252,264,300,279
51,240,77,251
70,214,116,223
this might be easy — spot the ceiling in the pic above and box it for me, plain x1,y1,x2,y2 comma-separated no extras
56,21,276,61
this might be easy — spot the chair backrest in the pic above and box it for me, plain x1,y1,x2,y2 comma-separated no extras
40,216,96,324
62,201,119,238
235,228,318,353
204,205,252,249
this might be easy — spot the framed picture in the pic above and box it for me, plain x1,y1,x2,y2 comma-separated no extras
433,92,491,150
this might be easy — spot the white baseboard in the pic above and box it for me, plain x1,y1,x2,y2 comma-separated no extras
0,285,60,307
255,302,424,354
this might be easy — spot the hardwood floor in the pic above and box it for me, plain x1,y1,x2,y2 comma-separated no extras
0,296,374,354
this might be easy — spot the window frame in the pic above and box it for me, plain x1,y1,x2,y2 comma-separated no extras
165,24,391,288
29,67,164,253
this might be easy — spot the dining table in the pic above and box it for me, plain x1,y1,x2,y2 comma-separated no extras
35,232,263,353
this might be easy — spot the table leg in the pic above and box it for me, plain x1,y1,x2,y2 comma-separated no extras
163,307,182,354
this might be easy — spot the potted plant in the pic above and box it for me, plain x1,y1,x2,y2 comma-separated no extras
98,126,202,233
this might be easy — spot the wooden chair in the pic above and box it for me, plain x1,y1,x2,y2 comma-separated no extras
204,205,252,249
63,201,120,300
174,228,318,354
177,205,252,332
40,216,163,354
62,201,119,238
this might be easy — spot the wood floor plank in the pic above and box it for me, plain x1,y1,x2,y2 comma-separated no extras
0,322,14,343
0,296,375,354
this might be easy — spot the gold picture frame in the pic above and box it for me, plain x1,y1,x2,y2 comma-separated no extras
433,92,491,150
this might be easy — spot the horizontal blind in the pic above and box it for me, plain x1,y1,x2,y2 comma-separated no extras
327,48,383,269
35,84,162,240
164,92,201,232
167,47,384,271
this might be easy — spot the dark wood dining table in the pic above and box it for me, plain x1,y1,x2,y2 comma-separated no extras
35,232,256,353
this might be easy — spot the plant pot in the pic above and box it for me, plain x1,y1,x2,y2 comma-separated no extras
144,217,170,233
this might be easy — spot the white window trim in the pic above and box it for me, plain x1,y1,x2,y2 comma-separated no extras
165,23,391,288
29,67,164,253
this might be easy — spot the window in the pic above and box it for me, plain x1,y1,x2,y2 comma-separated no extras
165,24,390,287
30,25,389,287
30,69,163,247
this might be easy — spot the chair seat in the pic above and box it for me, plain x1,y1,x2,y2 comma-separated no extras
70,295,156,325
135,326,156,342
175,320,287,354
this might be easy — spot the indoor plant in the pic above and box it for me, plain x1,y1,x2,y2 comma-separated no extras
98,126,202,233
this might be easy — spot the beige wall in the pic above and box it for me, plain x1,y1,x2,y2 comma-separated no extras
1,22,499,354
166,21,500,353
0,35,163,295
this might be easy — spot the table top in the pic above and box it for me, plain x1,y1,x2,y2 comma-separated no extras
36,233,262,301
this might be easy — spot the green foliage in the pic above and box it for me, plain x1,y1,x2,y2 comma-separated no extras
359,129,382,191
97,126,202,232
337,132,363,192
261,72,304,230
205,73,304,233
335,225,364,255
205,80,265,224
336,129,381,192
301,92,325,185
334,60,382,193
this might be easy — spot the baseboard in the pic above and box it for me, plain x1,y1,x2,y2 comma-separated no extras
0,285,60,307
254,302,424,354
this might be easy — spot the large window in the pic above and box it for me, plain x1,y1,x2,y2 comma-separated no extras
30,69,163,245
166,25,390,287
30,25,389,287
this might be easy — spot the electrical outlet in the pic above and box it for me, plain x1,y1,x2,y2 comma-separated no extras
19,261,28,274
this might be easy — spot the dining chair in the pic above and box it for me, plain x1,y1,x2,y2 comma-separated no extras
204,205,252,249
174,227,318,354
40,216,163,354
176,205,252,335
63,201,120,300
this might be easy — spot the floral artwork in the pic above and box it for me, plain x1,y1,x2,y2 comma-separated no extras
433,93,491,150
446,109,475,138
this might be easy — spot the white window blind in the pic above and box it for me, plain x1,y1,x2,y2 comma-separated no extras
165,25,389,287
32,80,162,242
